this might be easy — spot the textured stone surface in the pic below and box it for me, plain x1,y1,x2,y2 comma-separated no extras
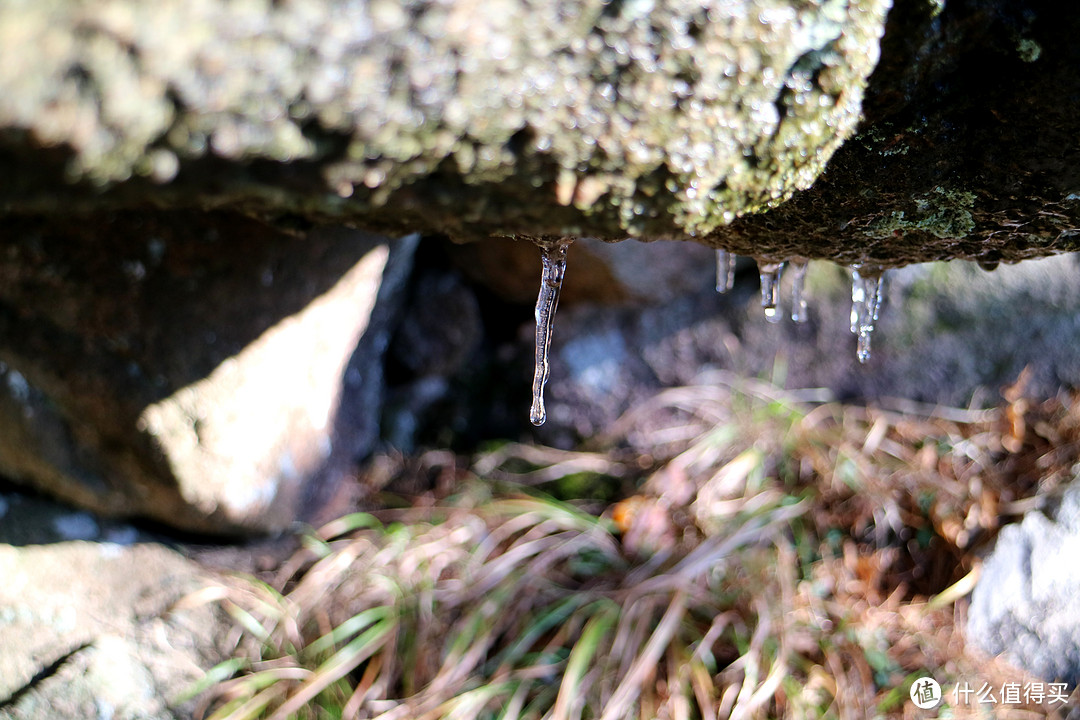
0,215,416,535
2,0,893,251
967,482,1080,686
0,542,231,720
2,0,1078,266
712,0,1080,267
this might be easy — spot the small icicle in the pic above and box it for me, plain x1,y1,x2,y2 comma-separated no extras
789,260,809,323
715,249,736,293
530,239,571,426
849,266,884,364
758,261,784,323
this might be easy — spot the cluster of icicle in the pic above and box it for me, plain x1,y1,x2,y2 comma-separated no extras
527,240,884,426
716,250,884,364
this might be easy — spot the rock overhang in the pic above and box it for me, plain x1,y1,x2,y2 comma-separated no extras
0,1,1078,262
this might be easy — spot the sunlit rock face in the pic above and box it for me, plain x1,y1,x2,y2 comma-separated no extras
0,215,416,535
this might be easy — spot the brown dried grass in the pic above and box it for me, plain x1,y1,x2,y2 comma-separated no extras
193,368,1080,719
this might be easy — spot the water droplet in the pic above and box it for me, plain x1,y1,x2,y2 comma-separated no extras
530,239,572,426
850,266,884,364
758,261,784,323
978,259,1000,272
715,249,736,293
790,260,809,323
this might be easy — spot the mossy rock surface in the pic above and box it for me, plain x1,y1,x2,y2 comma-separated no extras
0,0,1077,266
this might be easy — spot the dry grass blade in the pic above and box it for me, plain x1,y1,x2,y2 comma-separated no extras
601,590,688,720
267,613,395,720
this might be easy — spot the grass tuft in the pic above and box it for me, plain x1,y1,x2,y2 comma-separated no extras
193,370,1080,719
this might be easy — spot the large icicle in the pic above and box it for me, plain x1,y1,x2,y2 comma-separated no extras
530,239,571,426
715,249,736,293
850,266,884,364
789,260,809,323
758,262,784,323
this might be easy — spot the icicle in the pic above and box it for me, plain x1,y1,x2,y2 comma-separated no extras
715,249,736,293
530,239,571,426
758,261,784,323
849,266,884,364
789,260,809,323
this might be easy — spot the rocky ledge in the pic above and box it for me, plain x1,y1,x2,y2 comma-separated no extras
1,0,1077,266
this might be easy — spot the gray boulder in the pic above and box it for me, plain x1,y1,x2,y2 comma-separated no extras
0,541,233,720
967,482,1080,686
0,0,889,254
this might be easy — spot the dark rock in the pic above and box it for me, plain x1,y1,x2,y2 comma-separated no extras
967,481,1080,686
0,212,417,535
712,0,1080,267
382,267,483,451
391,270,483,379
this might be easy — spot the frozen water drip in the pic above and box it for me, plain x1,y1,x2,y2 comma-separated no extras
849,267,884,364
790,260,809,323
715,249,736,293
530,239,571,426
758,262,784,323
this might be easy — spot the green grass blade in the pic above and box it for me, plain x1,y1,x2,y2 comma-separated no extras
551,602,619,720
206,685,281,720
174,657,249,704
304,605,393,659
490,594,590,672
318,512,384,540
268,615,396,720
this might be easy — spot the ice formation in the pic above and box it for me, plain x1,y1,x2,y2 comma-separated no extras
530,239,571,426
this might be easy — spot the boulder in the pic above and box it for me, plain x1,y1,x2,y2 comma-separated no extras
967,481,1080,686
3,0,1078,266
0,541,232,720
0,214,416,535
0,0,887,250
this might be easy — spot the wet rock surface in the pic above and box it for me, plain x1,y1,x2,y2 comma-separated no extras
0,214,416,535
967,481,1080,686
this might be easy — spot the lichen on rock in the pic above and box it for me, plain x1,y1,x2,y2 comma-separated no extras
864,186,976,240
